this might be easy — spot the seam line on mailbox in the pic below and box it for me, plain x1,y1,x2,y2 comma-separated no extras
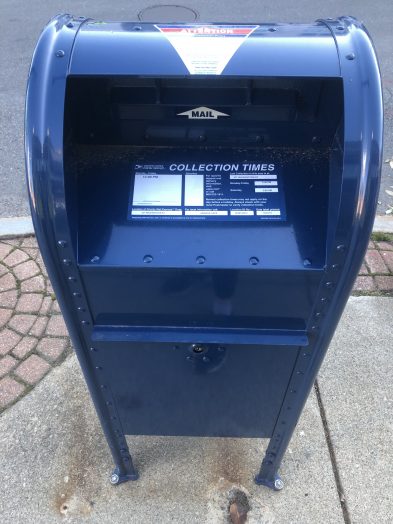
67,16,92,74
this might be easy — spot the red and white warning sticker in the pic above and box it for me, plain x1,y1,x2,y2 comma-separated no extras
155,24,259,75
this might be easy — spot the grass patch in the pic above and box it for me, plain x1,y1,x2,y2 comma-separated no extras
352,290,393,297
371,231,393,242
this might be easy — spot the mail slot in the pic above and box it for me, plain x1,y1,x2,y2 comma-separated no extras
25,15,382,490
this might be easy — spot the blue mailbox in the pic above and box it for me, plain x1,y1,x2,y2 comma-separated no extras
25,15,382,490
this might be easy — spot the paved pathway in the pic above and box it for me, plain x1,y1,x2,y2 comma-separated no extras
355,238,393,293
0,237,71,412
0,234,392,413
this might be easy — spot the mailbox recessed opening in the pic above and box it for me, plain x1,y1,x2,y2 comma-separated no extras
64,76,343,266
63,75,343,330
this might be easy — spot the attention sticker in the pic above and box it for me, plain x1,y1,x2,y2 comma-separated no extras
155,24,259,75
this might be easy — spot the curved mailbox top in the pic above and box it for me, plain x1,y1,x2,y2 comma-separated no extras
68,21,341,77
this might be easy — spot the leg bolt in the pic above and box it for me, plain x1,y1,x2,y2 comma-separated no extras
110,473,120,485
274,478,284,491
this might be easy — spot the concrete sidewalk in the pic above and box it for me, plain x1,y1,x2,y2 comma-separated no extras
0,296,392,523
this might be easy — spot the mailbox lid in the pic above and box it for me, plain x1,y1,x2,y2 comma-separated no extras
69,22,340,77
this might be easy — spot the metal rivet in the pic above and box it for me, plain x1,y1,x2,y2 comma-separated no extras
77,306,85,312
311,325,318,331
331,263,340,270
73,292,81,297
100,384,107,389
90,347,97,352
56,50,65,57
336,244,346,251
68,276,76,282
110,473,119,485
249,256,259,266
81,320,90,325
311,136,321,144
314,311,322,318
346,53,355,60
202,356,210,363
91,256,100,263
196,255,206,265
274,478,284,490
57,240,67,248
143,254,153,263
62,259,71,266
303,258,312,267
95,366,102,370
320,297,327,303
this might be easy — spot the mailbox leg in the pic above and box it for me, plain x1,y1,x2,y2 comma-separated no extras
81,371,139,485
108,443,139,486
254,346,316,491
101,420,139,485
254,447,284,491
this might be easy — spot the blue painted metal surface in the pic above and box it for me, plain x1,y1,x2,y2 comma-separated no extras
69,22,340,77
25,15,383,489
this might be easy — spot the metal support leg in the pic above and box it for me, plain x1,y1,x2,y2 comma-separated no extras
255,445,285,491
97,398,139,485
254,344,318,491
107,428,139,485
73,350,139,485
110,463,139,485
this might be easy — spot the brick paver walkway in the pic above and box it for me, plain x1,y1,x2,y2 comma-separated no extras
354,238,393,294
0,236,71,412
0,234,392,413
